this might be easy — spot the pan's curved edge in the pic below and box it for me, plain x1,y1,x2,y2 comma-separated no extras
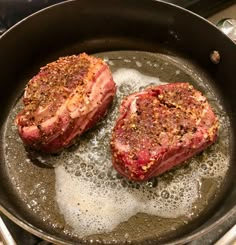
0,208,70,245
2,204,236,245
0,0,73,41
0,0,235,46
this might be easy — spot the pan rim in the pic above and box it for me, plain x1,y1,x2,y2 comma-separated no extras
1,205,236,244
0,0,236,244
0,0,235,47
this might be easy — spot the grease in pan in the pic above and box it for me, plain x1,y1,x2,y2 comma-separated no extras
4,51,230,241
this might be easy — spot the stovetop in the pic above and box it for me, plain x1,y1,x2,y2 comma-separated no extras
1,1,236,244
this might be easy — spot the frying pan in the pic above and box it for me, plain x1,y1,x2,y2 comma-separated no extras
0,0,236,244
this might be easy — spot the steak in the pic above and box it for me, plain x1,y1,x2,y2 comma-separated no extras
16,53,116,153
111,83,218,181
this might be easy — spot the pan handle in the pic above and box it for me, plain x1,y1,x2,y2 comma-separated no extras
217,18,236,42
0,216,17,245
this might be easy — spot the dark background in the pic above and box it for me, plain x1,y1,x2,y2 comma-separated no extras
0,0,236,35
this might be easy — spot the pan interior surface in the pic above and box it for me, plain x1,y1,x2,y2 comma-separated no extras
2,50,231,244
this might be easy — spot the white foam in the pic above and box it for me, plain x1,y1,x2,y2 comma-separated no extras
55,167,139,235
55,164,201,236
176,70,180,75
135,61,142,67
107,60,114,66
54,68,229,238
112,68,164,99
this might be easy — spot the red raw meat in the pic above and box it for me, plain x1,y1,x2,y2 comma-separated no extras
16,53,116,153
111,83,218,181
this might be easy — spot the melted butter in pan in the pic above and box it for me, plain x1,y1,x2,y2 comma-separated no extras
3,51,230,243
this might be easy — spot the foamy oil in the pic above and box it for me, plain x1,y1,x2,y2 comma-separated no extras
3,51,230,243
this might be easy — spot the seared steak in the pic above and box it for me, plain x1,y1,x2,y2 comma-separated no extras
16,53,116,153
111,83,218,181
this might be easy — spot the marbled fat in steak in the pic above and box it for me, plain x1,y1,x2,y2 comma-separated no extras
16,53,116,153
111,83,218,181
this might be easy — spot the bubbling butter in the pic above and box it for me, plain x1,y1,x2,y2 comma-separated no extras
54,66,229,237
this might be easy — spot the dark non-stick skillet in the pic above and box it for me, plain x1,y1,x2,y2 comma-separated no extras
1,0,236,244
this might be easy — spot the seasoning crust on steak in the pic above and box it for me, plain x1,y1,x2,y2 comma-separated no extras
16,53,116,153
111,83,218,181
